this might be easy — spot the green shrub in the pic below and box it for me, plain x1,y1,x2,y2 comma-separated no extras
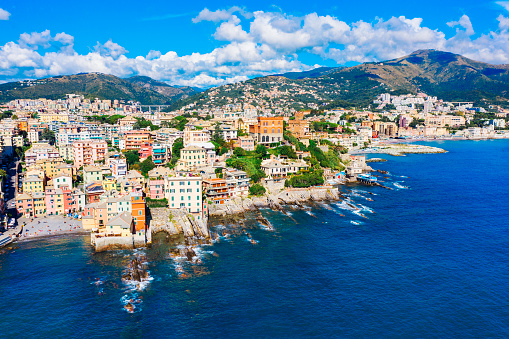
249,184,266,196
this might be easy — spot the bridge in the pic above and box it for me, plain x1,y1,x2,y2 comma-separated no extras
139,105,173,112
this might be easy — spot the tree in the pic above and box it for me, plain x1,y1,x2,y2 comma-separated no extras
215,167,223,178
124,150,139,165
213,123,224,144
249,183,266,196
277,145,297,159
134,117,159,131
255,144,268,158
172,138,184,158
0,169,6,178
41,128,56,145
140,156,156,177
11,114,18,120
233,147,246,157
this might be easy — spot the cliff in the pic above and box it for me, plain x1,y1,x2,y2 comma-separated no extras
149,208,210,239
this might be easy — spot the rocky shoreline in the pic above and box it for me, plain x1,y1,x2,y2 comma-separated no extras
207,186,342,217
353,144,447,156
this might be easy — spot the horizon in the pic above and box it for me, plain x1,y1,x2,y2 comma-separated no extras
1,1,509,87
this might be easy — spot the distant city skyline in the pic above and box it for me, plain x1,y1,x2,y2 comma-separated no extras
1,0,508,87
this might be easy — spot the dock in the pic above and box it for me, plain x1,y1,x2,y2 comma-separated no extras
357,173,378,185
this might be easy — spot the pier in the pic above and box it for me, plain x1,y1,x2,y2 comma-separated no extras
357,173,378,185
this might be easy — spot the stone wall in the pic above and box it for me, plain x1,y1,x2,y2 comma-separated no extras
92,232,148,252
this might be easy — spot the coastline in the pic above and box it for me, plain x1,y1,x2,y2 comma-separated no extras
351,143,447,156
207,186,343,218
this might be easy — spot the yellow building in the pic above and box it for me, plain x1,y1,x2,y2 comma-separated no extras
32,192,46,216
39,113,69,123
36,158,66,179
25,167,45,180
102,177,117,191
23,176,44,193
55,164,74,178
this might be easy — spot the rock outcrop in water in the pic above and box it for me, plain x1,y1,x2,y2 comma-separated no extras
150,208,210,239
122,258,149,283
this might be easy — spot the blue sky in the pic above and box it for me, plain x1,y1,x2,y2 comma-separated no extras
1,0,509,87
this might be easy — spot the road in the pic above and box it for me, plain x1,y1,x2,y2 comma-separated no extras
4,158,20,216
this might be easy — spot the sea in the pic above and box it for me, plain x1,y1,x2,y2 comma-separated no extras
1,139,508,338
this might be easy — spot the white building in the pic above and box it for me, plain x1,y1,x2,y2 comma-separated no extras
163,173,204,221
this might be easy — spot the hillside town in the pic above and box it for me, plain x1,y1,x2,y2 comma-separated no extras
0,92,508,249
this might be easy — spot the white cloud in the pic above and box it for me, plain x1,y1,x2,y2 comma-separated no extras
3,9,509,88
496,1,509,12
447,15,475,36
94,40,128,59
192,6,250,23
0,8,10,20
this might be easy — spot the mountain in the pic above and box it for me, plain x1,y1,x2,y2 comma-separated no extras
326,50,509,103
276,67,337,80
125,76,199,100
173,50,509,110
0,73,192,105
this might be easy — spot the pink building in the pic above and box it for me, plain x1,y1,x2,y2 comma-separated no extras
139,142,153,162
16,193,34,217
72,140,107,168
148,179,165,199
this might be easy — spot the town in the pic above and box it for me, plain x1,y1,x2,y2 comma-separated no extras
0,91,508,250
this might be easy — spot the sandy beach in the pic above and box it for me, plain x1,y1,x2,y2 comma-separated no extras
18,216,88,241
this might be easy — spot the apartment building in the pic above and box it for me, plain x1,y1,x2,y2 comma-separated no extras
22,175,44,194
164,174,204,220
131,193,146,231
178,145,207,170
58,144,73,161
152,144,169,165
108,158,127,177
183,125,211,146
203,178,229,205
234,136,255,151
72,140,107,168
124,130,151,150
25,142,61,167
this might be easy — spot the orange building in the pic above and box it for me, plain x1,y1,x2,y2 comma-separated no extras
249,117,284,144
125,131,151,150
131,193,146,231
18,120,28,132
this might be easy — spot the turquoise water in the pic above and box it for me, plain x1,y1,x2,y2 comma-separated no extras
1,140,509,338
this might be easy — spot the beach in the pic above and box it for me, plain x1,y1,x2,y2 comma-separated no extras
18,215,87,241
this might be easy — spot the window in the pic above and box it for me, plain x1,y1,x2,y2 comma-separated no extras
139,210,142,215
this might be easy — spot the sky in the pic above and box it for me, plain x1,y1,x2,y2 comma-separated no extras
1,0,509,88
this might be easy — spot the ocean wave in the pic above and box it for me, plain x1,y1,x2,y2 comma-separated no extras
393,182,409,189
358,204,375,214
